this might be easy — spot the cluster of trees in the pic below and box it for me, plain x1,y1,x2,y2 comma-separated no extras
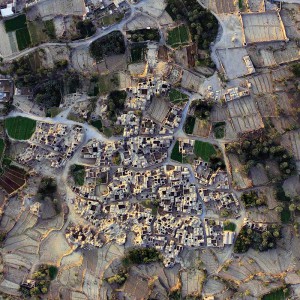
234,225,281,253
9,57,82,109
106,90,127,122
291,63,300,77
76,20,96,39
226,130,296,180
36,177,60,214
37,177,57,200
106,268,127,285
70,164,85,186
122,247,162,266
89,31,125,62
241,191,266,208
20,265,58,297
166,0,218,50
191,100,213,120
128,29,160,42
209,152,226,172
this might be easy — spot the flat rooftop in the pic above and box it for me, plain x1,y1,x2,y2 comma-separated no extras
241,11,288,45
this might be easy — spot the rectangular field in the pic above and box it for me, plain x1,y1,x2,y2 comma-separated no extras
193,141,216,162
4,15,26,32
16,27,31,50
167,25,190,48
171,141,183,162
5,117,36,140
169,89,188,104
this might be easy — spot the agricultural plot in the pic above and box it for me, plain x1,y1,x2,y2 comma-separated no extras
130,44,147,63
0,166,26,195
15,27,31,50
209,0,238,14
193,141,216,162
147,97,170,124
167,25,190,48
193,119,211,138
241,12,288,44
36,0,86,18
227,96,264,135
184,116,196,134
282,130,300,161
4,14,31,51
181,70,204,93
5,117,36,140
4,15,26,32
0,139,5,161
171,141,183,162
169,89,189,104
27,20,51,45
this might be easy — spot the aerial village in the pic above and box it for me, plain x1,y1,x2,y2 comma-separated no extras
0,0,298,298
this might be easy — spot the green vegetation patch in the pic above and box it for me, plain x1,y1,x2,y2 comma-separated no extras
130,44,147,63
128,28,160,42
106,90,127,122
122,247,162,267
90,119,103,132
16,27,31,50
5,116,36,140
194,140,216,162
184,116,196,135
167,25,190,48
70,165,85,186
44,20,56,39
226,130,296,181
169,89,189,104
281,206,291,224
166,0,218,50
262,288,289,300
89,31,125,62
192,100,213,120
4,14,27,32
171,141,183,162
223,221,236,232
98,74,119,95
213,122,225,139
27,21,49,45
141,199,160,216
48,266,58,280
234,225,281,253
76,20,96,38
241,191,266,208
0,139,5,160
101,13,124,26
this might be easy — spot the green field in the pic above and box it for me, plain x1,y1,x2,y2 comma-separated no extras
16,27,31,50
131,44,147,63
194,141,216,162
91,119,103,132
5,117,36,140
171,141,183,163
223,222,236,231
4,14,31,50
167,25,190,48
4,14,27,32
184,116,196,135
0,139,5,161
262,288,288,300
281,205,291,224
169,89,189,104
